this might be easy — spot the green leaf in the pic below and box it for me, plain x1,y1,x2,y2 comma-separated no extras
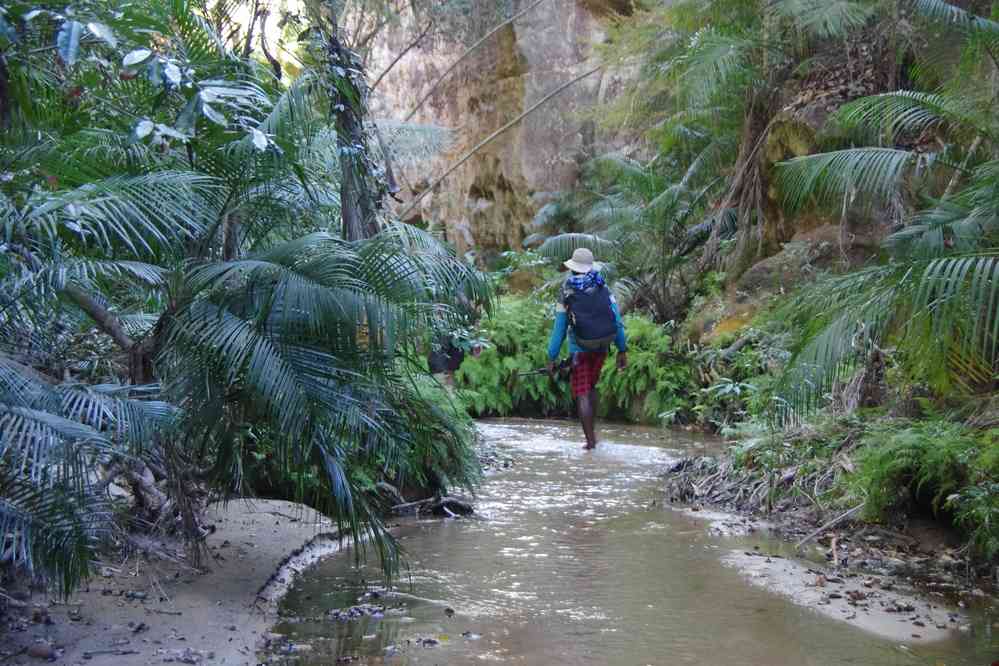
0,13,17,45
123,49,153,68
56,20,83,67
155,124,191,141
251,128,268,151
86,22,116,48
164,62,182,87
134,119,155,139
22,9,50,22
201,102,226,126
175,95,199,134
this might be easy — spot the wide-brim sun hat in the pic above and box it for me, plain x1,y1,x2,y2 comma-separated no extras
564,247,601,273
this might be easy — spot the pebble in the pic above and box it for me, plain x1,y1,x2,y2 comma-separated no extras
26,644,55,660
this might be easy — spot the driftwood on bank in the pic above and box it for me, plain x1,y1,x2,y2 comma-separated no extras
794,504,865,550
391,495,474,517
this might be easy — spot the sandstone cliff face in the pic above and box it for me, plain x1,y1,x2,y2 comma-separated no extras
368,1,629,257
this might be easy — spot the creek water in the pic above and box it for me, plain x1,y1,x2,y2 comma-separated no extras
272,419,997,665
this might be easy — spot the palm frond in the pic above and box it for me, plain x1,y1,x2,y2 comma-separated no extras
771,0,876,39
778,148,936,211
775,265,904,420
19,172,222,256
778,251,999,418
0,357,170,591
538,233,619,265
676,29,758,107
885,158,999,255
0,475,111,594
838,91,982,142
373,120,454,167
914,254,999,362
909,0,999,38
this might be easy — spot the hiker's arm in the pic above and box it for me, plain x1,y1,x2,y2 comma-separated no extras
611,300,627,354
547,304,568,361
611,299,628,369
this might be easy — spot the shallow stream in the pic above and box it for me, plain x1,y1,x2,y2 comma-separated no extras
273,419,997,665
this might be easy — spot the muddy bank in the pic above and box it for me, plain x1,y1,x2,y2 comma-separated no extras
0,500,347,665
664,456,997,624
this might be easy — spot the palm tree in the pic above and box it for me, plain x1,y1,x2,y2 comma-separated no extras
772,0,999,418
1,0,487,590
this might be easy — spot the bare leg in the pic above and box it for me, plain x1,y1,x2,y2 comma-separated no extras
578,390,597,449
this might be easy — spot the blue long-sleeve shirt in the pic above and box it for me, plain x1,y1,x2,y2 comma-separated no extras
547,290,627,361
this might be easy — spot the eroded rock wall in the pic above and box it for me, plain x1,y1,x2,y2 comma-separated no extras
368,1,629,257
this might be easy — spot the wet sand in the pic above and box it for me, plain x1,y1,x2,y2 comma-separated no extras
3,500,342,665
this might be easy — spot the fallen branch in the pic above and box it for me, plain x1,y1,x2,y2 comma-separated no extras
794,504,864,550
391,495,474,517
0,590,27,609
0,648,28,663
376,481,405,505
721,333,753,362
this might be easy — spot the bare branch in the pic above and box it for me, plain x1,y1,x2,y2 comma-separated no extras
397,66,602,220
403,0,550,123
62,283,135,352
370,19,434,92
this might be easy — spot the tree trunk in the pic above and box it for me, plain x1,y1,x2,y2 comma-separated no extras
323,4,382,240
222,213,241,261
0,55,10,129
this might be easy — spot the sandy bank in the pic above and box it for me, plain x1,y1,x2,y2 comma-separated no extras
675,506,970,644
2,500,343,665
727,550,960,643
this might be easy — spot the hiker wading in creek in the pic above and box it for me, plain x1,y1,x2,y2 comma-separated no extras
547,248,628,449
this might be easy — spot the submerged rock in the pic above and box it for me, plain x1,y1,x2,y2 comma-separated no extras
327,603,387,622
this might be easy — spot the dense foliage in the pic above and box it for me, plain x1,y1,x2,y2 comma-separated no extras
537,0,999,419
726,414,999,560
526,0,999,562
0,0,488,592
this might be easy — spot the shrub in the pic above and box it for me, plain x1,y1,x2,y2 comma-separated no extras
848,420,978,518
455,295,567,417
245,374,479,509
843,419,999,559
597,315,694,423
455,295,695,423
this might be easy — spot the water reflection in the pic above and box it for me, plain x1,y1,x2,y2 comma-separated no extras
271,419,996,665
